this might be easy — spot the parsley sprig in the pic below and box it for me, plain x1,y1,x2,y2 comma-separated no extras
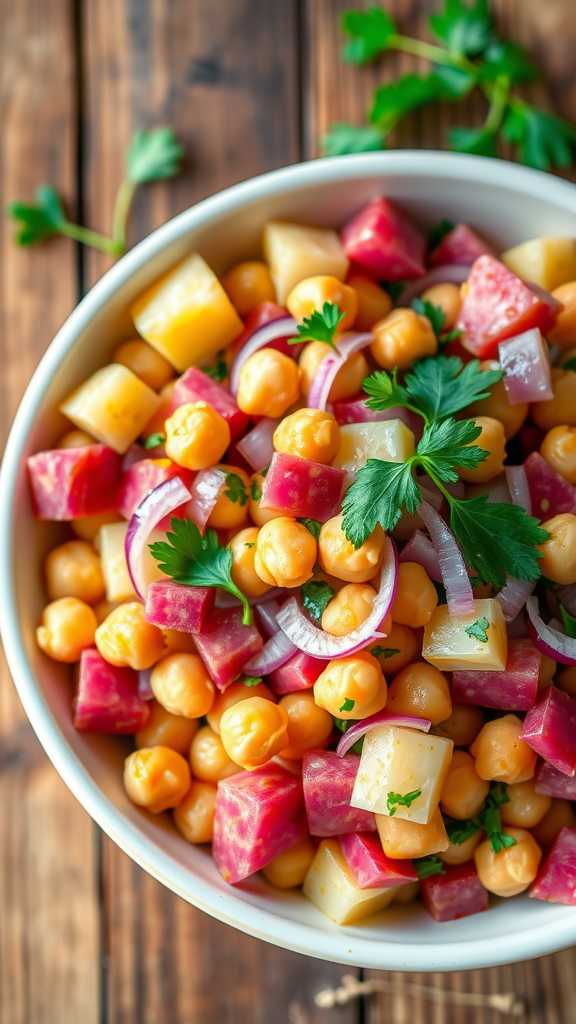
289,302,345,350
411,298,462,346
444,783,517,854
149,517,252,625
387,789,422,816
323,1,576,172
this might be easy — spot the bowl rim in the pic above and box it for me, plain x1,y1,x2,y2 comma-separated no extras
3,150,576,972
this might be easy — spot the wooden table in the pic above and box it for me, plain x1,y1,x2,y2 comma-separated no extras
2,2,576,1021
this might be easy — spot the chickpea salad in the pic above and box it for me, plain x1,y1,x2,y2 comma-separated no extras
28,200,576,925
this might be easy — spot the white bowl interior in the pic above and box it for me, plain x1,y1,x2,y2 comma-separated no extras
3,151,576,971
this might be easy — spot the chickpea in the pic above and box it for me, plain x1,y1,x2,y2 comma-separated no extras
370,308,437,372
273,408,341,465
95,601,165,670
548,280,576,347
319,515,384,583
531,799,576,849
71,510,123,543
376,806,449,860
221,261,276,316
458,416,506,484
135,699,198,754
45,540,105,604
540,425,576,484
150,652,215,718
165,401,230,471
93,599,124,625
277,692,334,759
470,714,537,785
57,429,95,448
219,695,289,770
123,746,190,813
189,725,239,781
538,654,557,691
206,465,250,530
466,361,528,441
173,781,217,843
537,513,576,585
440,830,483,866
440,750,490,820
262,836,316,889
248,473,281,527
531,369,576,431
207,680,277,735
286,275,358,330
499,779,551,829
391,562,438,628
346,273,393,332
474,827,541,897
421,283,462,331
162,629,198,657
321,583,376,637
227,526,271,598
556,665,576,699
255,517,316,588
368,622,419,676
36,597,97,663
299,343,369,403
433,703,485,747
113,339,174,391
237,349,301,418
314,651,386,720
387,662,452,726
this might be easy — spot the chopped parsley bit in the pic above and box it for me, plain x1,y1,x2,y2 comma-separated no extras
386,789,422,816
225,473,248,506
300,579,335,623
444,816,481,846
339,697,355,713
297,518,322,540
413,855,446,880
465,616,490,643
250,480,262,502
370,645,401,659
201,350,228,382
333,717,364,755
411,297,461,348
559,602,576,640
289,302,345,350
243,676,263,686
244,541,255,549
428,218,454,251
563,357,576,374
444,784,516,855
144,432,166,450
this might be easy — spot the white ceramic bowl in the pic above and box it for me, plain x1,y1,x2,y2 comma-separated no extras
2,151,576,972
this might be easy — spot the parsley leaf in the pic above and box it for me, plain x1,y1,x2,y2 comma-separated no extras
340,697,356,713
417,418,487,483
448,494,548,587
502,103,576,171
225,473,248,507
250,480,262,502
465,616,490,642
387,789,422,816
429,0,494,56
321,122,385,156
413,856,446,880
126,128,185,184
411,297,446,339
560,603,576,640
371,645,401,659
149,518,252,625
8,185,67,245
243,676,263,686
341,458,420,546
478,785,517,854
201,351,228,382
300,580,335,623
341,6,397,64
370,73,449,133
428,219,455,250
363,356,503,425
363,367,410,413
297,518,322,541
478,40,538,85
144,432,166,450
444,816,481,846
289,302,345,349
449,125,498,158
563,357,576,374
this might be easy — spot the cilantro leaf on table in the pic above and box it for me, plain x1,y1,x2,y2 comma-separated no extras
387,789,421,816
449,495,548,587
144,432,166,450
126,128,185,184
416,418,487,483
300,580,335,623
225,473,248,506
290,302,345,349
429,0,494,56
340,6,397,64
502,104,576,171
297,518,322,541
149,517,253,625
559,603,576,640
413,856,446,880
465,616,490,642
322,123,385,156
341,458,420,546
8,185,67,245
340,697,356,713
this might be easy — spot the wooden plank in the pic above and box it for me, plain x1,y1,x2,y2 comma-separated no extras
0,2,101,1023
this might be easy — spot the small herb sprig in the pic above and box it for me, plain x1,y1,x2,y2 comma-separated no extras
300,579,335,623
387,789,422,816
289,302,345,350
444,783,516,854
8,128,184,256
323,1,576,172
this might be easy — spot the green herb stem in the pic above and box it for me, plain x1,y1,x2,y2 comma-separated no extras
483,75,511,134
58,220,124,255
389,33,477,75
112,178,137,251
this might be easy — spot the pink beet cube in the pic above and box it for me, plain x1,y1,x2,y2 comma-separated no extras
119,459,194,519
212,764,307,883
452,639,541,711
28,445,122,520
333,397,412,427
535,761,576,800
530,827,576,905
429,223,495,267
260,452,345,523
524,451,576,520
144,578,215,634
193,607,263,690
302,750,376,836
421,862,489,922
168,367,248,442
340,832,417,890
341,197,427,281
73,648,149,733
270,651,325,695
521,686,576,776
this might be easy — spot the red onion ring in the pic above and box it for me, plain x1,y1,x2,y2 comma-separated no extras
336,711,432,757
276,537,397,659
496,466,536,620
138,669,154,701
504,465,532,515
498,328,553,405
254,597,283,638
556,584,576,617
242,630,298,675
236,417,279,472
184,467,227,533
125,477,192,600
418,501,475,617
230,315,299,395
400,530,442,583
526,596,576,666
397,265,471,307
307,332,375,411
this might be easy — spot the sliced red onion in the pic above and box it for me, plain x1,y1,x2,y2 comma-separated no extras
418,501,475,617
138,669,154,701
276,537,397,659
397,265,470,307
556,584,576,617
184,467,227,533
254,597,283,638
122,444,149,471
336,711,431,757
125,477,192,601
526,596,576,665
399,530,442,583
497,576,536,622
242,630,298,675
498,328,553,405
230,315,298,395
505,465,532,515
307,332,374,411
236,417,279,472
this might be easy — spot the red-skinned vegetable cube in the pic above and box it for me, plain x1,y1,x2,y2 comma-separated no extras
429,223,495,267
451,638,540,711
212,764,307,883
193,607,263,690
421,862,489,922
535,761,576,800
333,397,412,428
119,459,194,519
269,651,325,695
340,831,417,889
341,197,427,281
303,750,377,836
28,445,122,520
524,451,576,520
73,647,150,733
530,827,576,906
260,452,345,523
521,686,576,776
144,578,215,634
232,301,303,360
168,367,249,442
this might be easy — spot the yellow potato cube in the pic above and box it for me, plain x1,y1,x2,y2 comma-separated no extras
131,253,243,372
302,839,395,925
96,522,166,601
422,598,507,672
502,237,576,292
332,420,416,489
60,364,160,455
263,221,349,304
351,726,453,824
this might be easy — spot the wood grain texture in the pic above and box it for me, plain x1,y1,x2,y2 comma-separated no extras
0,2,100,1023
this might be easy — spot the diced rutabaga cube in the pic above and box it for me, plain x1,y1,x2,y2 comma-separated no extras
131,253,243,372
530,827,576,905
73,647,150,733
269,651,325,695
341,197,427,282
502,237,576,292
303,839,396,924
421,862,488,922
429,223,495,267
96,522,166,601
144,578,214,634
302,750,376,836
263,221,349,305
535,762,576,800
260,452,346,522
351,726,453,824
60,364,161,455
212,764,306,883
332,420,416,489
521,686,576,776
340,831,417,889
27,445,122,520
451,638,540,711
119,459,194,520
167,367,249,442
524,451,576,520
422,599,507,672
193,607,263,691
